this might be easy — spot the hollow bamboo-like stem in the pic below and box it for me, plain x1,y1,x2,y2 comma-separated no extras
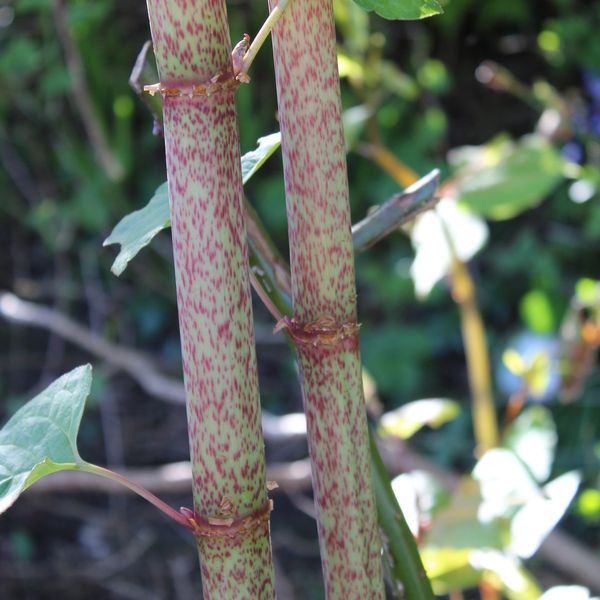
144,1,274,597
269,0,385,596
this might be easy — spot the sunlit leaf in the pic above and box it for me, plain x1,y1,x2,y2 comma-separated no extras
473,449,538,522
540,586,597,600
379,398,460,439
422,547,481,594
351,0,443,20
0,365,92,514
410,198,488,298
510,470,580,558
503,349,526,375
452,136,565,221
424,548,542,599
392,470,448,535
575,278,600,307
240,132,281,184
577,488,600,522
469,550,542,600
497,332,560,402
504,406,556,483
424,477,504,550
520,289,555,334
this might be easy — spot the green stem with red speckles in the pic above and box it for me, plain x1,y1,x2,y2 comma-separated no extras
269,0,385,596
144,1,274,598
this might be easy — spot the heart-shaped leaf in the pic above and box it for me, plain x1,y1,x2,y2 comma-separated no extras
351,0,443,20
0,365,92,514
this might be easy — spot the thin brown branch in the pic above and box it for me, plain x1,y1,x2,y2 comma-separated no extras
0,291,185,404
51,0,123,181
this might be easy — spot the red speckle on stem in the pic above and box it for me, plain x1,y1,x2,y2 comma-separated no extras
269,0,385,596
146,1,275,597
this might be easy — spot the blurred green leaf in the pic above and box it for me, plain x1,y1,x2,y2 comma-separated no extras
379,398,460,439
417,59,451,93
576,278,600,307
520,289,555,334
424,548,542,599
422,547,481,594
453,136,566,220
0,366,92,514
10,530,35,563
424,477,504,550
351,0,443,20
577,488,600,523
503,406,557,483
0,38,42,81
15,0,51,12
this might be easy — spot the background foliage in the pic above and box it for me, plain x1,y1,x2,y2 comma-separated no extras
1,0,600,598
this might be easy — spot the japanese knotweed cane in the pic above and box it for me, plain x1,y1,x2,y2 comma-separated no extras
269,0,385,596
144,1,274,597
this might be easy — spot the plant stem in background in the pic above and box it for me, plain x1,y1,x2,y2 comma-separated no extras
448,257,499,453
269,0,385,596
370,436,435,600
238,0,293,79
76,463,191,529
144,1,275,597
247,181,437,600
366,145,499,454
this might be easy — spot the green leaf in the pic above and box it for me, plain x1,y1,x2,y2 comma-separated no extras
410,198,489,298
104,133,281,276
422,547,481,594
519,289,555,334
504,406,557,483
424,477,504,550
453,136,565,220
469,551,542,600
241,132,281,184
391,470,449,535
351,0,443,20
379,398,460,439
103,183,170,276
0,365,92,514
473,448,538,521
510,470,580,558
